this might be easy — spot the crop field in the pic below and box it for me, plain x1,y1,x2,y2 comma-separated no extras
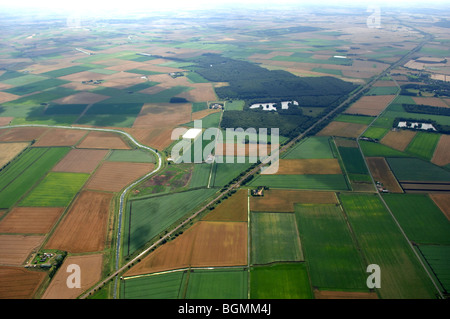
44,191,113,253
432,134,450,166
417,245,450,295
85,161,154,193
251,212,303,264
0,147,70,208
107,149,155,163
344,95,396,116
361,127,390,140
123,188,217,256
380,129,417,151
52,92,109,104
366,157,403,193
334,114,375,125
4,78,69,96
202,189,248,222
359,140,408,157
250,189,337,212
383,194,450,245
387,157,450,182
0,142,29,168
366,86,399,95
0,266,46,299
275,159,342,175
188,163,211,189
282,136,334,159
0,207,64,234
429,194,450,220
295,204,368,291
339,193,438,298
249,174,349,191
32,128,87,147
77,131,131,149
405,132,441,161
337,146,369,175
51,149,108,173
121,271,188,299
0,235,44,265
209,161,253,188
42,254,103,299
19,172,89,207
250,263,313,299
317,121,368,138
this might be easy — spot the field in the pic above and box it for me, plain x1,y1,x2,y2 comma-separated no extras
106,149,155,163
366,157,403,193
383,194,450,245
251,212,303,264
32,128,87,147
41,254,103,299
0,266,46,299
250,263,313,299
405,132,441,161
76,131,131,149
417,245,450,294
202,189,247,222
361,126,389,140
248,174,349,191
380,129,417,151
317,121,368,138
250,189,337,212
85,161,154,192
0,207,64,234
282,136,334,159
339,193,438,298
344,95,396,116
0,142,29,168
19,172,90,207
275,158,342,175
359,140,409,157
295,204,369,291
123,188,217,255
0,127,49,142
52,149,108,173
0,235,44,265
429,194,450,220
386,157,450,182
0,147,70,208
431,134,450,166
338,146,369,175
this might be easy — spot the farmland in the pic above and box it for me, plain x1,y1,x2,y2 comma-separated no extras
0,2,449,302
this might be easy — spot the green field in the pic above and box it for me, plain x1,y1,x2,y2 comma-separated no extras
248,174,349,190
282,136,334,159
225,100,245,111
184,112,222,129
20,172,89,207
250,212,303,265
189,163,212,188
295,204,369,291
123,188,217,256
383,194,450,245
210,161,253,188
359,140,408,157
40,65,93,77
361,126,389,140
386,157,450,182
2,87,77,106
338,146,369,175
250,263,313,299
121,271,188,299
186,72,210,83
417,245,450,294
4,78,69,95
405,132,440,160
43,104,88,115
185,268,248,299
311,67,343,76
76,114,138,127
339,193,439,299
192,102,208,113
107,149,155,163
0,147,70,208
0,74,47,86
366,86,399,96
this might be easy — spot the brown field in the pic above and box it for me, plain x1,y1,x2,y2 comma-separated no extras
0,127,48,142
52,92,109,105
412,97,449,108
334,137,359,148
250,189,338,212
0,142,29,167
0,117,13,126
41,254,103,299
0,266,46,299
175,83,217,102
0,92,20,104
275,158,341,175
77,131,131,149
344,95,396,116
123,127,176,150
316,121,368,138
380,129,416,151
32,128,87,147
372,80,397,87
124,221,247,276
314,289,378,299
191,108,221,121
105,61,150,72
0,207,64,234
52,149,108,173
366,157,403,193
99,72,148,89
60,82,97,91
85,161,154,192
58,71,109,82
429,194,450,220
202,189,248,222
431,134,450,166
44,191,113,253
0,235,44,265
